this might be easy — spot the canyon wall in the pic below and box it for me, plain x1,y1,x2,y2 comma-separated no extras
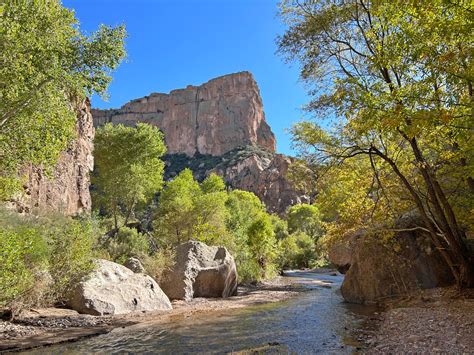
92,71,275,157
93,72,306,214
15,98,94,215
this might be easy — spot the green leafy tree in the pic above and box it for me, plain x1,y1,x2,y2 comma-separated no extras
193,174,230,245
247,215,278,279
93,123,166,230
226,190,279,281
278,0,474,287
0,0,126,198
287,204,323,241
154,169,202,245
270,214,290,241
154,170,229,246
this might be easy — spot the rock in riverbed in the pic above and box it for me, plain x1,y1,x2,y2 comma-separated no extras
69,259,172,315
160,241,238,300
329,214,453,304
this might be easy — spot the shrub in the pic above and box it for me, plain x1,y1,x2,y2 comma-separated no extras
45,217,98,301
0,209,99,310
101,226,150,264
142,248,175,283
0,226,48,308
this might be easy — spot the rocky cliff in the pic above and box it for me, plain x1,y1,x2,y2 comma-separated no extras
92,72,275,156
15,98,94,215
93,72,306,214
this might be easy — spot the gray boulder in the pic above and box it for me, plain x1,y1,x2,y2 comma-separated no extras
69,259,172,315
124,257,145,273
160,241,238,300
329,215,454,304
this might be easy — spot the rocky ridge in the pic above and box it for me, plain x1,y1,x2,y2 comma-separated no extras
92,71,275,156
93,72,306,214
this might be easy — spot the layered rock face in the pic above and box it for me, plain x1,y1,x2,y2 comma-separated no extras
93,72,306,214
329,215,454,304
160,241,238,301
16,98,94,215
92,72,275,156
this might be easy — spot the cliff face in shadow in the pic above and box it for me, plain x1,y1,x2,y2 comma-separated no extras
14,98,94,215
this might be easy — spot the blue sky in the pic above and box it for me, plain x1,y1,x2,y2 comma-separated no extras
63,0,310,155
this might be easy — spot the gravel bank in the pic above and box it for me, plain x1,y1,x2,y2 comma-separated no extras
363,287,474,353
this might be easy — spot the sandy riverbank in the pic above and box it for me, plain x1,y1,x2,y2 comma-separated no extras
361,287,474,353
0,274,310,352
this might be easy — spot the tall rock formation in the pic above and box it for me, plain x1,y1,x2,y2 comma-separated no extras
15,98,94,215
92,72,275,156
93,72,307,214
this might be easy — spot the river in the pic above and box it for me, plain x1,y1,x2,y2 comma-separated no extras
24,271,376,354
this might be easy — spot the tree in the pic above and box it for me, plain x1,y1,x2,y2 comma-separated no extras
154,170,229,246
192,174,230,245
225,190,279,281
93,123,166,230
247,214,278,279
154,169,200,245
0,0,126,198
278,0,474,287
287,204,323,241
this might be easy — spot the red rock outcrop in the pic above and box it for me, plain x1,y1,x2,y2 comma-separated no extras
93,72,306,214
16,98,94,215
92,72,276,156
212,150,309,214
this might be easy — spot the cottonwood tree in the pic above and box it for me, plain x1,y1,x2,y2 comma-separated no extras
153,170,229,246
0,0,126,198
278,0,474,286
93,123,166,231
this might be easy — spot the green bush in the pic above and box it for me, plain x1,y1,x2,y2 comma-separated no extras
277,232,318,270
0,226,48,308
0,210,99,310
101,226,150,264
142,247,175,283
46,217,98,301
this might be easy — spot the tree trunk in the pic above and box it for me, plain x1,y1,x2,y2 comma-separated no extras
407,137,474,287
372,147,474,288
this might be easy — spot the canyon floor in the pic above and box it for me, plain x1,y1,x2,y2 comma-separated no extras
0,275,305,352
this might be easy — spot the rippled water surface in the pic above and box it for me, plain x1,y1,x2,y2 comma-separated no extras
25,271,375,354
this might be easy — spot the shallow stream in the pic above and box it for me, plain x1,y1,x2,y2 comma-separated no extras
25,271,376,354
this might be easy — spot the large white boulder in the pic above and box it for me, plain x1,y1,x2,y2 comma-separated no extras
69,259,172,315
160,241,238,301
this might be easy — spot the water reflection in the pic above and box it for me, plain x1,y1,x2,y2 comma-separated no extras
24,272,376,354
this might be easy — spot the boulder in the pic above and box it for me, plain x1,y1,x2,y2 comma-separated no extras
124,257,145,273
329,216,454,304
327,234,356,274
160,241,238,300
69,259,172,315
